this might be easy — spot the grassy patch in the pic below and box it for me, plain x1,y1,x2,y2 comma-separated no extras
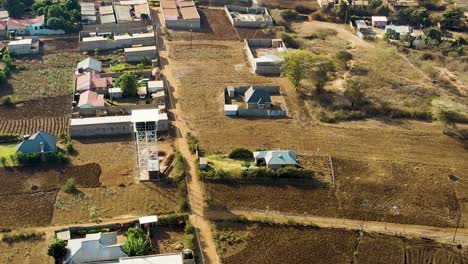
0,144,17,166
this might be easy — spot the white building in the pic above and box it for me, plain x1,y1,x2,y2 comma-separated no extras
124,46,157,62
7,38,38,55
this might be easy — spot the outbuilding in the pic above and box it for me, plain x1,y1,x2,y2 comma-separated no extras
147,80,164,94
371,16,388,28
124,46,157,62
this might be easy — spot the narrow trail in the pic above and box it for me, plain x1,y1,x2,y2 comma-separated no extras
211,209,468,246
161,39,221,263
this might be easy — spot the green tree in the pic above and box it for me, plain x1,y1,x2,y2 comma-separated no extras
281,50,316,88
122,228,150,257
116,73,138,96
397,7,430,26
63,178,77,193
441,7,464,29
47,238,67,261
344,80,367,108
310,58,335,91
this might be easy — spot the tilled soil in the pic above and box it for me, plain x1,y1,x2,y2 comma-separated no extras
0,95,71,120
215,222,468,264
206,157,463,227
0,163,101,194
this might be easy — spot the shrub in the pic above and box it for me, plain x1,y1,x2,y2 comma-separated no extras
0,157,7,166
47,238,66,260
173,151,185,182
280,9,299,20
184,222,194,234
122,228,151,257
2,230,45,243
186,132,199,154
295,5,315,14
63,178,77,194
183,233,196,250
335,50,353,63
0,133,19,143
277,31,302,49
158,213,188,226
199,168,227,180
228,148,253,160
1,96,14,107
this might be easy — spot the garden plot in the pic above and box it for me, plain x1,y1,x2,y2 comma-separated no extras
206,157,465,228
51,183,182,225
213,221,468,264
0,238,52,264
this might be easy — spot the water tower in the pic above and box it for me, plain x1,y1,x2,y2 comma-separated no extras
131,109,160,181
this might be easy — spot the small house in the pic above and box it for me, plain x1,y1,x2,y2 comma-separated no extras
108,87,123,99
76,72,113,93
371,16,387,28
7,38,38,55
78,90,105,109
80,2,97,24
253,150,298,169
8,15,64,35
76,57,102,74
124,46,157,63
244,87,272,109
16,131,57,154
65,232,126,264
147,80,164,94
137,86,147,98
199,157,208,169
385,25,412,40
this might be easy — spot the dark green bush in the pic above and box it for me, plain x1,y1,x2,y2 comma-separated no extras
158,213,189,226
63,178,77,194
0,133,19,143
186,132,199,154
241,166,314,179
228,148,253,160
47,238,66,260
3,230,45,243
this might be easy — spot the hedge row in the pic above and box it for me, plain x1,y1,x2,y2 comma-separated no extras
0,133,19,143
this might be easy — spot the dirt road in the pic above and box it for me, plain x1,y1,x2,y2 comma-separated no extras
162,41,221,263
213,209,468,246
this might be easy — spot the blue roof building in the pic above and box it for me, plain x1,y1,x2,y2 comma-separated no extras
16,131,57,154
253,150,298,169
76,57,102,73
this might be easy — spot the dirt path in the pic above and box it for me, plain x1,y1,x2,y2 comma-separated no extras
213,209,468,246
162,41,221,263
438,67,467,96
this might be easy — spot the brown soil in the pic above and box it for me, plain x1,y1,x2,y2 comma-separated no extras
0,95,71,120
152,225,185,254
258,0,319,10
71,137,137,185
170,9,239,41
0,116,69,136
205,157,464,227
0,164,101,194
0,239,53,264
0,191,58,228
214,222,468,264
51,182,181,225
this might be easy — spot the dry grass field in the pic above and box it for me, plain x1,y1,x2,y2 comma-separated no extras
213,221,468,264
0,238,52,264
51,183,181,225
164,18,468,228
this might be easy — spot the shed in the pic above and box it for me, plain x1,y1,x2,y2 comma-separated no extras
77,57,102,73
371,16,387,28
224,104,238,116
199,157,208,169
109,87,123,99
137,86,147,97
124,46,157,62
139,215,158,231
147,80,164,93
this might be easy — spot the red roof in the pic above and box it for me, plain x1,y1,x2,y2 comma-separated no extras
76,72,112,92
78,90,105,108
0,21,6,30
8,15,44,29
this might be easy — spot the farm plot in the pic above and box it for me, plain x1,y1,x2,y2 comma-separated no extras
0,116,69,136
71,136,138,185
151,225,185,255
0,95,71,120
213,221,468,264
0,238,52,264
51,183,182,225
0,163,101,228
0,163,101,194
205,157,464,227
169,9,239,41
0,191,58,228
6,51,80,102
